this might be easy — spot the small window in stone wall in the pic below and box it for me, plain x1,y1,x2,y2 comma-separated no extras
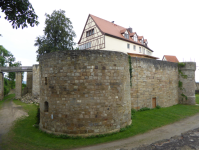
45,77,47,85
44,101,49,112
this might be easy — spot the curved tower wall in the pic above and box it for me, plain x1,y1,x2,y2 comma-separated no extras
179,62,196,105
39,50,131,136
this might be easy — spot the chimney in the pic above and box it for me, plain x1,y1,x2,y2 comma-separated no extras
127,27,133,33
112,21,114,23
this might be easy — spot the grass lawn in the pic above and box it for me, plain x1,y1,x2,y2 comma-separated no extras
195,94,199,104
1,95,199,149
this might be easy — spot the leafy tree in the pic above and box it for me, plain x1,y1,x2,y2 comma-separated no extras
0,45,22,89
35,9,76,61
0,45,14,67
0,0,39,29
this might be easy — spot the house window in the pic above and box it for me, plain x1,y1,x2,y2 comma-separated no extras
124,33,129,39
134,35,137,42
143,48,145,54
133,45,136,50
139,47,141,53
44,101,49,112
127,44,130,49
86,29,94,37
80,42,91,50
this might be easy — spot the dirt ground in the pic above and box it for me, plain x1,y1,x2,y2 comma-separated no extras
0,99,28,147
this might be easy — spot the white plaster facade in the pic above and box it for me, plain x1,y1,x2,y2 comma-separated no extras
101,35,153,56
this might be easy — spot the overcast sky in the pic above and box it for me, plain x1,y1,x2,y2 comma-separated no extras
0,0,199,81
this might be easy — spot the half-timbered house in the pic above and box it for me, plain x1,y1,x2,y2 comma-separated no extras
78,14,158,59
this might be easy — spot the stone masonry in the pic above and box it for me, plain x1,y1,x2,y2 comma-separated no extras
39,50,132,136
179,62,196,105
26,72,32,94
15,72,22,99
32,65,40,98
130,57,179,110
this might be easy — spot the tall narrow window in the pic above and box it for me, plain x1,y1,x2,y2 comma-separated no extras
134,35,137,42
133,45,136,50
45,77,47,85
127,44,130,49
143,48,145,54
139,47,141,53
44,101,49,112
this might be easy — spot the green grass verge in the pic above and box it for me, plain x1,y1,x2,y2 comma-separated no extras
2,96,199,149
196,94,199,104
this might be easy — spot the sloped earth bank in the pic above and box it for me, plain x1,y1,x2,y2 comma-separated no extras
0,99,28,149
74,113,199,150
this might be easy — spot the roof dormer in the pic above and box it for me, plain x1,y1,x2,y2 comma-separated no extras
120,29,129,39
130,32,138,42
138,36,144,44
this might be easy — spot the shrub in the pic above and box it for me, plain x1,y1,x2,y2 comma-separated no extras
156,105,161,109
138,107,151,112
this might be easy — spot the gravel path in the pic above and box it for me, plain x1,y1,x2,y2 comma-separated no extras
74,112,199,150
0,99,28,149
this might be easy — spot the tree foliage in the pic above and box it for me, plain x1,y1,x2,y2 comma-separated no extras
0,45,22,81
0,0,39,29
35,9,76,61
0,45,23,94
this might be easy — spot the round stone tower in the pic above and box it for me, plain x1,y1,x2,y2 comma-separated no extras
39,50,132,136
179,62,196,105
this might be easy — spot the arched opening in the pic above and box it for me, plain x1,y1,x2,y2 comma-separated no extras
44,101,49,112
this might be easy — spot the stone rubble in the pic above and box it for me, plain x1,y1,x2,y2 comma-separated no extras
20,93,40,104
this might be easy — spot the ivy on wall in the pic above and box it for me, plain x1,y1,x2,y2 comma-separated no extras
128,55,133,87
178,63,188,100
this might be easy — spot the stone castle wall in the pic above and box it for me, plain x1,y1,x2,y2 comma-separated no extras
130,57,179,109
32,65,40,98
179,62,196,105
39,50,131,136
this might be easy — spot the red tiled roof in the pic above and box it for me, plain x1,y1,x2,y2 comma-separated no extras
82,14,153,52
120,29,126,34
138,36,143,40
163,55,179,63
129,32,136,37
